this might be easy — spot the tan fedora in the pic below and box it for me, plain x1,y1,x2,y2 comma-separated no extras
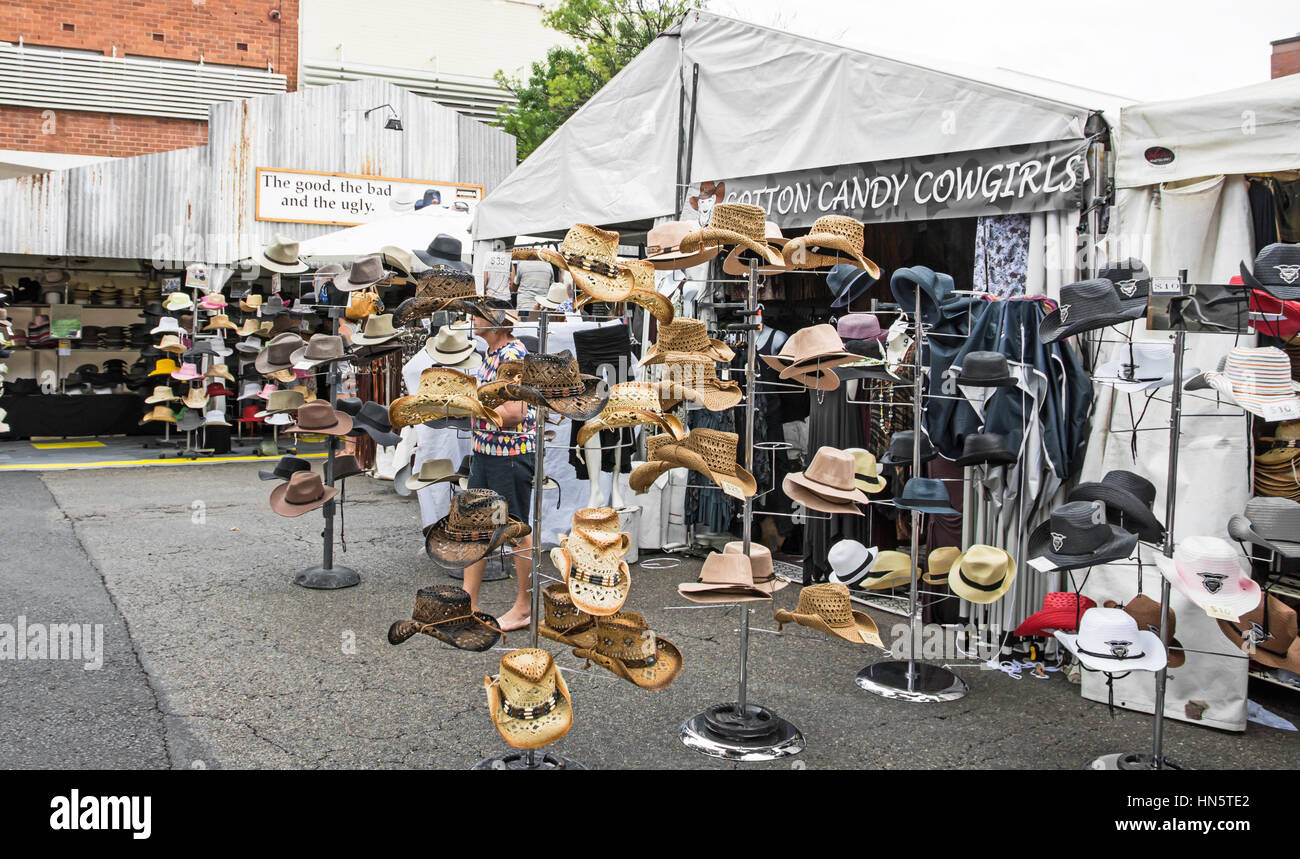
644,220,722,270
483,648,572,750
774,583,883,645
921,546,961,585
781,215,881,277
255,388,306,416
204,363,235,383
782,446,868,515
759,324,856,379
524,224,635,303
677,203,783,266
538,584,598,649
678,551,776,603
144,385,180,405
575,381,689,446
641,318,734,366
947,544,1016,604
139,405,177,425
289,333,347,370
333,254,390,291
389,367,501,430
722,540,788,594
351,313,399,346
844,447,887,493
572,612,683,691
629,428,757,498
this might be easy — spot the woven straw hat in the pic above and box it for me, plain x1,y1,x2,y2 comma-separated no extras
572,612,684,691
629,428,756,498
921,546,961,585
484,648,572,750
781,215,880,276
677,203,783,266
656,361,743,411
202,314,237,331
424,488,532,570
526,224,635,303
948,544,1016,604
622,260,675,324
392,269,484,325
1255,420,1300,465
389,367,502,430
644,220,722,270
144,385,180,405
774,583,882,645
538,584,598,649
387,585,502,652
139,405,176,424
477,350,607,420
551,541,631,617
575,381,688,446
641,318,734,366
722,220,789,275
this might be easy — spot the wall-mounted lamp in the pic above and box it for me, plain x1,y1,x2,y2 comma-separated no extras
364,103,403,132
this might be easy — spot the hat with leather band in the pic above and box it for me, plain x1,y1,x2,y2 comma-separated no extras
678,551,776,603
334,254,389,292
269,470,337,517
424,488,531,570
521,224,635,303
1038,279,1134,343
575,381,689,446
537,584,598,649
1054,607,1166,673
722,540,787,594
351,313,399,346
1227,496,1300,558
551,537,632,618
289,333,348,370
283,400,353,436
477,350,607,420
252,234,308,274
253,332,304,374
656,360,743,411
1068,470,1165,543
1027,500,1139,570
571,611,683,691
387,585,502,652
759,324,856,379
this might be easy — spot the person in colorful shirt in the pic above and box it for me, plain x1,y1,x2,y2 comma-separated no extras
463,306,536,630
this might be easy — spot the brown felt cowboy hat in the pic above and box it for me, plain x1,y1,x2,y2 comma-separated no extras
629,428,757,498
477,350,607,420
1104,595,1186,669
781,215,880,277
269,470,338,517
484,648,572,750
387,585,502,652
522,224,635,303
389,367,502,430
677,203,783,267
572,612,683,691
283,400,353,436
424,488,531,570
774,582,883,645
575,381,690,446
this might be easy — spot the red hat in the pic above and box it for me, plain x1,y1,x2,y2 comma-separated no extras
1014,592,1096,638
1244,274,1300,340
236,404,263,424
206,382,235,397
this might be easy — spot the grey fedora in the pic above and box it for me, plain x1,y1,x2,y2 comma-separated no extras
1038,279,1134,344
1228,497,1300,558
894,477,958,515
334,254,390,292
955,351,1017,388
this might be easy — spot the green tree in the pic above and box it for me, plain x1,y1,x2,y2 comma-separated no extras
495,0,700,162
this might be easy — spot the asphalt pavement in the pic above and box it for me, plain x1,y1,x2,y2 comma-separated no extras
3,462,1298,770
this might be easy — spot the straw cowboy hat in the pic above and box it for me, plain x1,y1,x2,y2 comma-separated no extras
1153,535,1260,620
759,324,856,380
575,381,689,446
144,385,180,405
783,446,868,515
678,551,777,604
1216,593,1300,673
269,471,338,517
722,540,788,595
538,584,599,649
1185,346,1300,418
392,269,492,325
570,258,674,323
1254,420,1300,466
640,318,734,366
387,585,503,652
483,648,572,751
202,313,237,332
572,612,683,691
238,293,263,314
1228,497,1300,558
1104,595,1186,669
629,428,757,498
424,488,532,570
551,541,631,617
1054,607,1167,673
655,360,743,411
521,224,635,304
677,203,783,267
782,214,879,276
775,583,883,646
477,351,607,420
644,220,722,270
157,334,185,354
722,220,789,275
252,234,308,274
182,386,209,410
947,544,1016,605
389,367,502,430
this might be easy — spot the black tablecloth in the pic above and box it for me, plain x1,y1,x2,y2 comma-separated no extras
0,394,157,440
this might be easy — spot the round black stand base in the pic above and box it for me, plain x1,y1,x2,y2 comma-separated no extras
294,565,360,590
678,702,805,761
1088,752,1188,771
854,660,968,702
471,751,586,770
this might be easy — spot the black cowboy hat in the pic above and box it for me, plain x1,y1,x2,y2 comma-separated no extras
1038,279,1134,344
258,455,313,482
1098,258,1152,320
415,234,471,272
1027,500,1139,570
1067,470,1165,543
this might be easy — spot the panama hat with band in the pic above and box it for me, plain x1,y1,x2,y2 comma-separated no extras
721,220,789,275
1228,497,1300,558
576,381,689,446
921,546,961,586
644,220,722,270
483,648,572,751
424,488,531,570
775,582,883,646
1184,346,1300,419
387,585,502,652
640,318,733,366
1068,470,1165,543
629,428,757,498
826,540,878,588
857,550,915,591
1054,607,1166,673
252,234,308,274
523,224,635,303
948,545,1016,605
269,471,338,517
1104,595,1186,669
678,551,776,603
1014,592,1096,637
425,320,480,368
783,446,868,515
1153,535,1260,621
677,203,783,267
782,214,879,276
1216,593,1300,673
551,545,631,617
572,612,683,691
478,350,607,420
538,584,599,649
1027,500,1139,570
841,447,887,494
656,360,743,411
389,367,501,430
1038,279,1133,344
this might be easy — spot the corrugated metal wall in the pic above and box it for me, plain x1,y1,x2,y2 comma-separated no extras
0,78,515,263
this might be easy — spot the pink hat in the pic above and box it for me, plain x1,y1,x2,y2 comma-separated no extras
170,362,203,381
256,384,278,400
837,313,885,343
199,293,227,310
1154,536,1261,620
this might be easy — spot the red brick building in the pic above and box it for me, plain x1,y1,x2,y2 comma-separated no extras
0,0,298,159
1273,34,1300,79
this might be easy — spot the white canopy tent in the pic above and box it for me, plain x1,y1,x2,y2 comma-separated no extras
297,206,474,262
474,10,1105,240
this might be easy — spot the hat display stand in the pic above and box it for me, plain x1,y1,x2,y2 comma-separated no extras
677,258,806,761
473,309,585,771
854,280,969,702
293,306,360,591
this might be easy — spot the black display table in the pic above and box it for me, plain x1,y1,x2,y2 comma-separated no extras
0,394,157,440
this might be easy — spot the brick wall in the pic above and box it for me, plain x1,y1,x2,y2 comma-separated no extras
0,0,297,157
1272,36,1300,79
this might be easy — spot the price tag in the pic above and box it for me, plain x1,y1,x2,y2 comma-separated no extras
1026,555,1058,573
1150,276,1183,295
1203,603,1239,623
484,251,511,275
1260,401,1300,422
718,479,747,500
57,339,71,357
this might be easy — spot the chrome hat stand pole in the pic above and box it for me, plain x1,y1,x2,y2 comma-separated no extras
855,280,968,701
679,257,805,761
